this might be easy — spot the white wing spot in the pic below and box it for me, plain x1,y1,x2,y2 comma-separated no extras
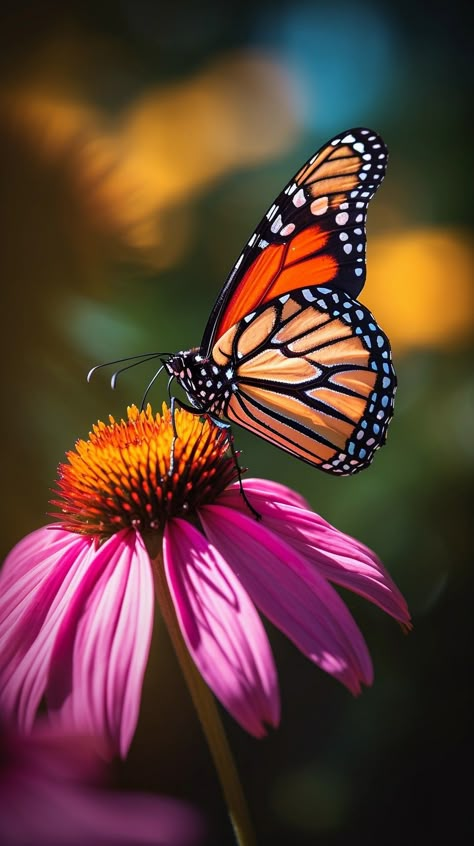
310,196,328,215
293,189,306,208
280,222,296,237
270,214,283,234
266,204,278,221
335,211,349,225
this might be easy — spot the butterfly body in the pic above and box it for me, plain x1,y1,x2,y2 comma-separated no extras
165,127,396,476
165,350,237,416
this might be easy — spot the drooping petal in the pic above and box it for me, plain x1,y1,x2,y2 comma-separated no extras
0,527,95,731
201,504,373,694
47,530,154,758
163,518,279,736
224,478,310,511
220,482,410,624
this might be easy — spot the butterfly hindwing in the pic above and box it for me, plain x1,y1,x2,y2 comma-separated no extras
211,285,396,475
201,128,388,354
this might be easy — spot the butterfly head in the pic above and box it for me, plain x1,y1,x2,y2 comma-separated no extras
165,349,234,416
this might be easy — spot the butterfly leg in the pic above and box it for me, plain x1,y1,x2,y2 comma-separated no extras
168,395,206,476
207,415,261,521
169,396,260,520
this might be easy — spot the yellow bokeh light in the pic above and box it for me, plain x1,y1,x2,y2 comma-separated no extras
0,50,297,266
363,228,473,353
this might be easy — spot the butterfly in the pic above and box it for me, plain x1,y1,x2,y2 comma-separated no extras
91,128,396,477
162,127,396,476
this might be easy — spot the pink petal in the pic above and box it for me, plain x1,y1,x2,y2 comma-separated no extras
0,527,95,731
222,478,310,510
1,723,204,845
221,483,410,624
47,530,154,758
201,505,373,694
163,518,279,736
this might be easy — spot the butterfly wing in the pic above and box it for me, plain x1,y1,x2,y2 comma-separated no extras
211,285,396,474
200,128,388,356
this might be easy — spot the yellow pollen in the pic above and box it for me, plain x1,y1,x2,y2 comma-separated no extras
51,404,238,538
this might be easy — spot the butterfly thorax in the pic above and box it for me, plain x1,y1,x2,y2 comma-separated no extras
165,349,236,416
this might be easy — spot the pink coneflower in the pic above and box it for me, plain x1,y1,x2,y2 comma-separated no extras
0,404,410,760
0,719,204,846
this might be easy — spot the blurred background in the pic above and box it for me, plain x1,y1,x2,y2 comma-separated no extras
1,1,472,843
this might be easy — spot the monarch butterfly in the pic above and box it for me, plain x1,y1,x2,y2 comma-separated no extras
91,127,396,477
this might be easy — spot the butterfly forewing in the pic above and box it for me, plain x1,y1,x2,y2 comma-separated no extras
200,128,388,355
211,285,396,475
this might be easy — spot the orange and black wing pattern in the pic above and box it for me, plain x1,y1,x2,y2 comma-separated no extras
211,285,396,475
201,128,388,355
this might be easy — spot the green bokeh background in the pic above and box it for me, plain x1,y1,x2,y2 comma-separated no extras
1,2,472,844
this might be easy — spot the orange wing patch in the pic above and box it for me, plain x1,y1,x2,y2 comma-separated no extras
212,323,239,366
237,384,353,449
238,347,320,384
209,288,395,475
295,143,361,206
227,392,337,464
237,307,278,358
307,387,366,426
306,336,370,367
287,318,352,353
215,226,337,340
329,369,377,394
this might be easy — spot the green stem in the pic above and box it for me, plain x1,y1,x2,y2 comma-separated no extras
151,550,257,846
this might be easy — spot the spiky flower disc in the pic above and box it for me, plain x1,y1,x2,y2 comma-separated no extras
52,404,238,539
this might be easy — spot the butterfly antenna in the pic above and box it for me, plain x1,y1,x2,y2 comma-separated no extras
110,354,166,390
87,352,172,385
140,363,169,411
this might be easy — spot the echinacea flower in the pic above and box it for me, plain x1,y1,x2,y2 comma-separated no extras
0,718,204,846
0,405,410,759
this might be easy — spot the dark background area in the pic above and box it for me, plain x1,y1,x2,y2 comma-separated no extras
1,1,472,843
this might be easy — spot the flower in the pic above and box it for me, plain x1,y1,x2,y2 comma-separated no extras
0,719,204,846
0,405,410,758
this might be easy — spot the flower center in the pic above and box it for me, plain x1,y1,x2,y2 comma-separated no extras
51,404,239,539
